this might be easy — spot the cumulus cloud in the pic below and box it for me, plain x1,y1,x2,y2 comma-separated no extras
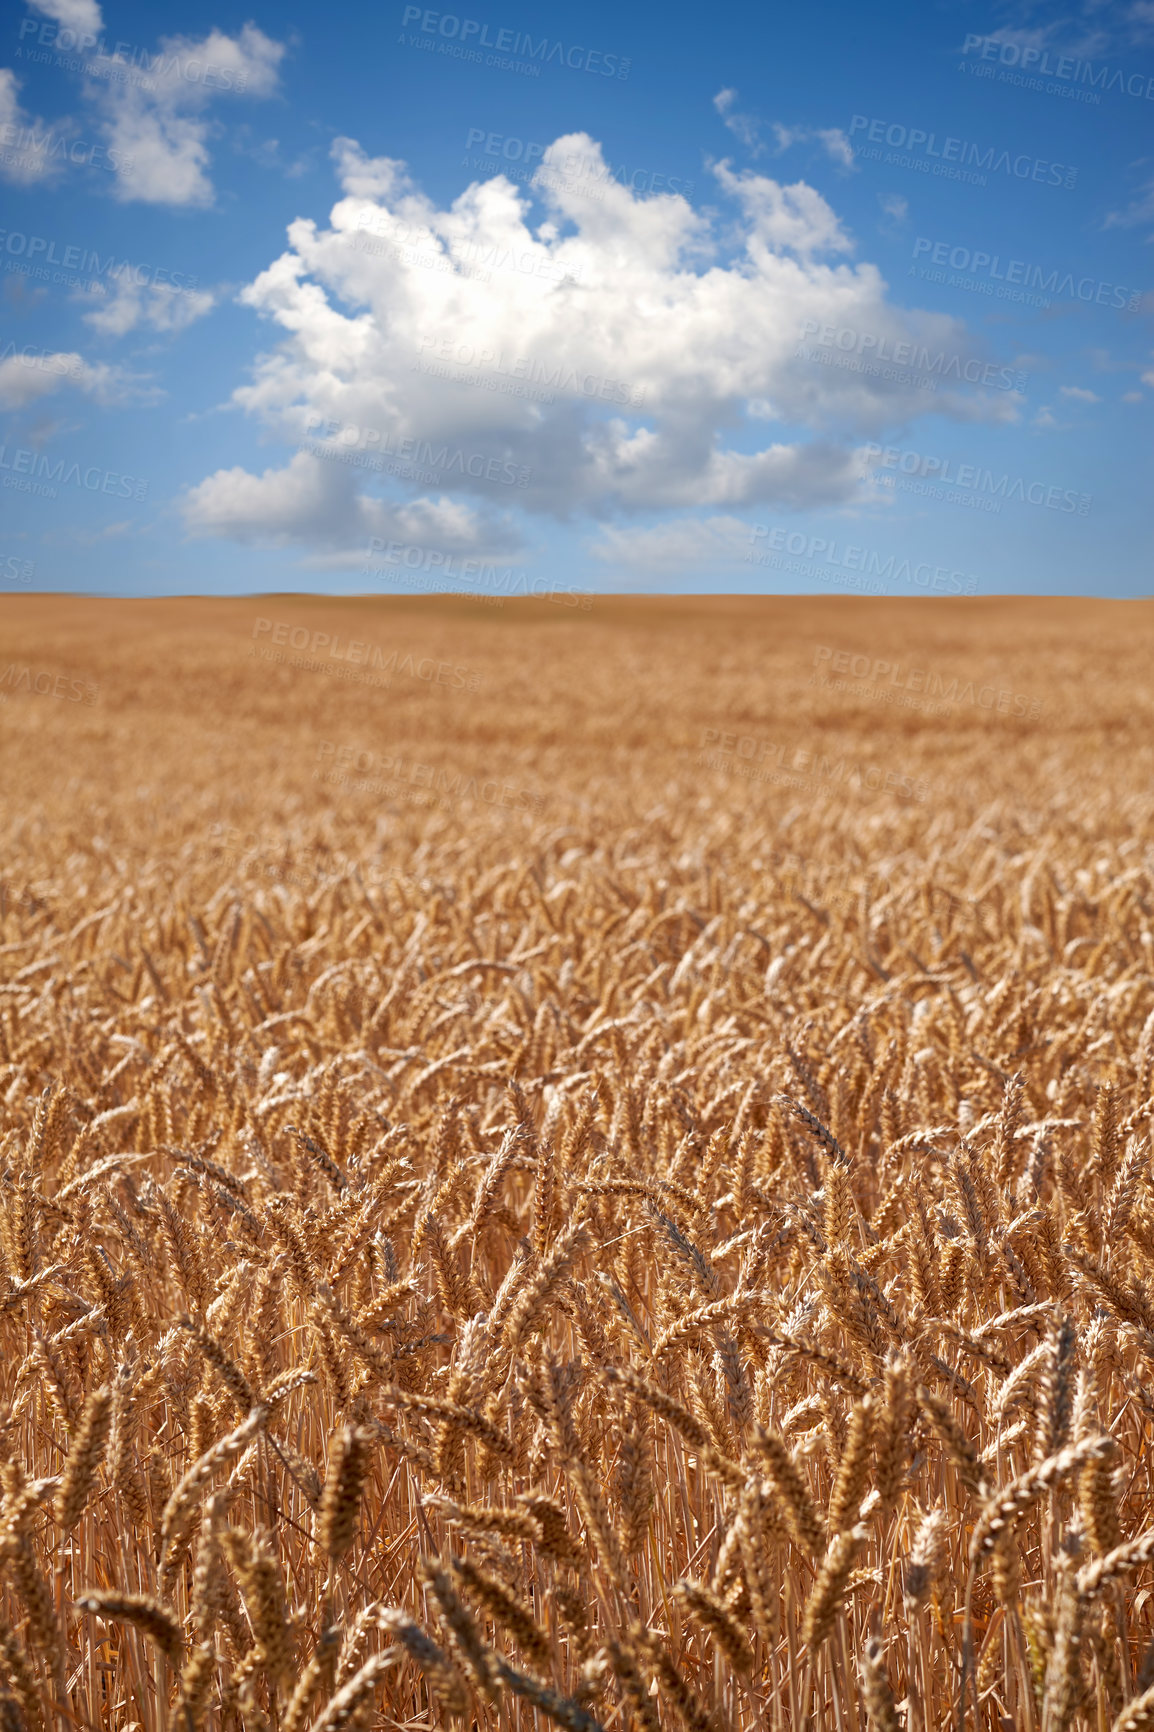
3,21,284,203
331,135,412,202
1058,385,1100,402
182,129,1022,559
712,158,853,257
85,23,284,205
0,349,157,409
183,447,523,561
81,277,216,335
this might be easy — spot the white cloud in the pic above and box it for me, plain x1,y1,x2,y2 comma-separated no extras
1105,177,1154,233
183,129,1022,557
590,514,758,574
771,122,856,171
1032,406,1070,430
232,128,316,179
0,70,62,187
55,519,139,548
713,95,851,170
0,352,85,409
579,430,876,511
816,131,855,170
332,136,413,202
714,88,764,156
0,350,157,409
182,446,523,559
86,23,285,206
81,276,216,335
1123,390,1144,402
712,158,853,257
1058,385,1100,402
2,22,285,204
184,449,371,545
958,6,1154,57
960,23,1112,64
24,0,102,33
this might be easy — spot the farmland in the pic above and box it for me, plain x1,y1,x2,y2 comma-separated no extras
0,593,1152,1731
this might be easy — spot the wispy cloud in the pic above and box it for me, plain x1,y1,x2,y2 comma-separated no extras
0,351,159,410
80,278,216,336
773,123,856,170
713,88,764,156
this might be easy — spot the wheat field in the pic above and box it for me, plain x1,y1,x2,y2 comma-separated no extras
1,593,1154,1732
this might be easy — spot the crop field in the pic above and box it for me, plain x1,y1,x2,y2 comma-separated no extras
1,593,1154,1732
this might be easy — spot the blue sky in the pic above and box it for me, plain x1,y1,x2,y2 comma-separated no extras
1,0,1152,597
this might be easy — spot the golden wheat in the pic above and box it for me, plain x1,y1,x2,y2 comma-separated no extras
0,593,1153,1728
